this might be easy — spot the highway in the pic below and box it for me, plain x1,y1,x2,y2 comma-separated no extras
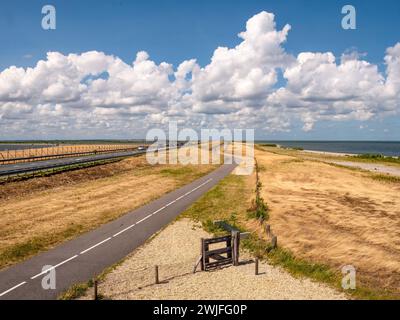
0,163,236,300
0,149,147,177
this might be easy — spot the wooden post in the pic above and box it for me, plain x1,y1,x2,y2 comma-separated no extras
255,258,259,275
193,255,202,274
155,265,159,284
232,231,240,266
226,236,232,259
265,224,271,237
231,232,236,266
200,238,205,271
271,235,277,249
94,280,98,300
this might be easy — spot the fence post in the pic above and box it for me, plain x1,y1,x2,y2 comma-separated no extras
155,265,159,284
271,235,277,249
255,258,259,275
265,224,271,237
200,238,205,271
232,231,240,266
94,280,98,300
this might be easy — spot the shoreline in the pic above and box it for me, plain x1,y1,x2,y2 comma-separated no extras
297,149,400,177
301,149,357,157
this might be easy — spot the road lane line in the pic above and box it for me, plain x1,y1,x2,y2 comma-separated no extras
113,224,136,237
80,238,111,255
31,255,79,279
136,214,152,225
0,281,27,297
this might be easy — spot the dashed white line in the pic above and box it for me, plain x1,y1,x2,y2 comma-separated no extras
112,224,136,238
136,215,152,225
80,238,111,255
31,255,79,280
0,281,27,297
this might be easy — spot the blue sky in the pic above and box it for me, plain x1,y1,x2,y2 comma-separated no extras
2,0,399,69
0,0,399,140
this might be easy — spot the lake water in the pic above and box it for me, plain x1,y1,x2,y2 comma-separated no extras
258,141,400,157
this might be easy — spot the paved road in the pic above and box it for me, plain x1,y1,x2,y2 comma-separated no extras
0,149,146,177
0,163,236,300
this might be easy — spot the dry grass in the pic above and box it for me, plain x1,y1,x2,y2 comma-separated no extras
0,153,216,269
256,148,400,296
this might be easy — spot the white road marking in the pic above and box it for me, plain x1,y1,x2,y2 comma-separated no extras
30,255,79,280
0,281,27,297
80,238,111,255
136,215,152,225
0,177,214,297
112,224,136,238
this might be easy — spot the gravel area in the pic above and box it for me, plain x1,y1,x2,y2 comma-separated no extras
331,161,400,177
83,219,347,300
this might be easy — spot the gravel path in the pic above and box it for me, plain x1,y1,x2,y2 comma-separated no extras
83,219,346,300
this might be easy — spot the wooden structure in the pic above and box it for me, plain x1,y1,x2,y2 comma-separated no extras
199,232,241,271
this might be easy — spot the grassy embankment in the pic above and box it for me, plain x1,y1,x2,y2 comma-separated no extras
180,147,399,299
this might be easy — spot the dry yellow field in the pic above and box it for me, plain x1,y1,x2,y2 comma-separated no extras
256,147,400,295
0,154,215,269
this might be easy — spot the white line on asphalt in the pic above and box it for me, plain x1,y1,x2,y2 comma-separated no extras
0,281,27,297
30,255,79,280
136,215,152,225
112,224,136,238
80,238,111,255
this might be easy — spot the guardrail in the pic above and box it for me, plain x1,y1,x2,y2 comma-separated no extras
0,150,146,178
0,145,183,178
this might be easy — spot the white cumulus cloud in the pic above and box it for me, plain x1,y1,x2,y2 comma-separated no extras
0,11,399,138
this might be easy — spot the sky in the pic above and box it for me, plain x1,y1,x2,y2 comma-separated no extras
0,0,399,140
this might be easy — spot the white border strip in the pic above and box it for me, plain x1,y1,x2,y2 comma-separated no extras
0,281,27,297
31,255,79,280
80,237,111,255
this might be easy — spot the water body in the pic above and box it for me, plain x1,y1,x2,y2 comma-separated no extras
258,141,400,157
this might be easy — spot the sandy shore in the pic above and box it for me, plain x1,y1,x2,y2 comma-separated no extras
302,149,356,156
82,219,346,300
301,149,400,176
